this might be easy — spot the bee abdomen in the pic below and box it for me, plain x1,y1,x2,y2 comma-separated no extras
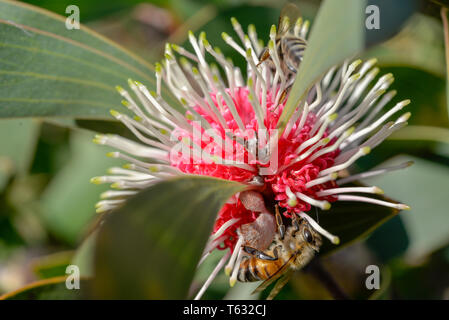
282,38,307,72
237,258,283,282
284,38,307,59
237,258,262,282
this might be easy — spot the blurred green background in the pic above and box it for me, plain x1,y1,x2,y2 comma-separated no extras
0,0,448,299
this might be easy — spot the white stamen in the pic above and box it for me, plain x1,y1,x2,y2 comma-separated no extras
337,161,414,185
230,248,244,287
100,190,138,199
307,127,355,163
298,212,340,244
295,192,331,210
317,186,383,196
347,99,411,143
285,186,298,207
194,251,230,300
211,218,240,242
297,114,337,153
305,173,338,188
224,236,244,276
221,32,247,57
319,147,371,177
337,195,410,210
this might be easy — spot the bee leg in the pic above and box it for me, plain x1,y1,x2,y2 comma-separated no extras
243,246,277,261
273,247,279,259
279,89,288,105
275,205,285,240
256,48,271,67
292,212,300,231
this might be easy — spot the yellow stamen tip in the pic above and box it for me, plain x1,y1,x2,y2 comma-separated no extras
96,207,107,214
346,126,356,136
401,99,411,107
248,24,256,33
332,236,340,245
155,63,162,74
287,198,298,207
202,38,210,47
110,109,120,117
90,177,102,184
361,146,371,155
373,187,384,194
351,59,362,68
115,85,124,94
351,73,361,81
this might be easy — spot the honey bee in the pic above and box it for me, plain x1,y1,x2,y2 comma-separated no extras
237,206,322,300
258,2,307,76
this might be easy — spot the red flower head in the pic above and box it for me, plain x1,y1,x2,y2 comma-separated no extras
92,17,411,299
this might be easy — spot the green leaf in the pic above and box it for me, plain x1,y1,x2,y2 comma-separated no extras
389,125,449,144
365,0,419,47
0,0,176,119
0,118,40,190
364,14,445,78
22,0,145,22
93,176,245,299
72,231,97,278
31,251,74,279
364,155,449,259
0,276,89,300
318,193,400,256
277,0,365,133
39,131,119,244
441,7,449,114
376,67,447,128
366,215,409,262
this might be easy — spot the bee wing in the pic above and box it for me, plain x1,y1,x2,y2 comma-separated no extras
266,269,294,300
251,254,295,295
278,2,302,34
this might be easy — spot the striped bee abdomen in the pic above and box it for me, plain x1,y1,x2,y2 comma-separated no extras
237,257,284,282
281,37,307,73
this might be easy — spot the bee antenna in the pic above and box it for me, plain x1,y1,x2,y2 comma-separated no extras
315,207,319,223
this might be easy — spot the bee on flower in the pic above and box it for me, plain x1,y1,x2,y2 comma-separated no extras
91,12,411,300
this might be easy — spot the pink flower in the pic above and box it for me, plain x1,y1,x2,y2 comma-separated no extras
168,86,341,253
